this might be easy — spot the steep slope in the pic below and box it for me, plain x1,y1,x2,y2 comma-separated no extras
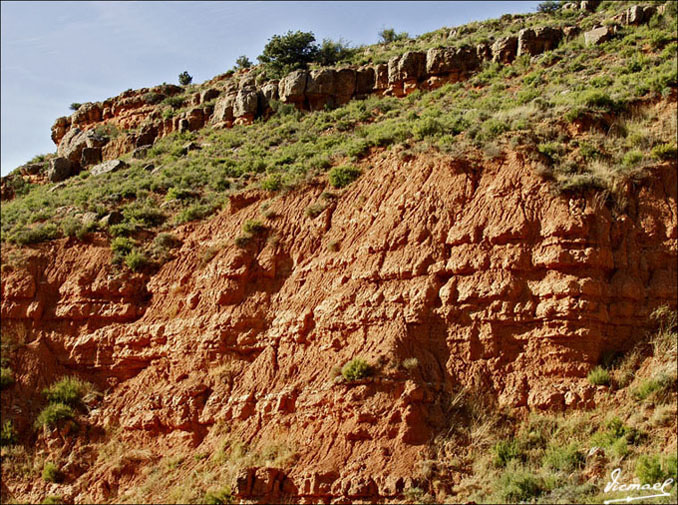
2,145,676,503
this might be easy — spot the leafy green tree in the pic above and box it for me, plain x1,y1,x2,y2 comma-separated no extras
316,38,356,66
378,28,409,44
537,1,561,13
178,71,193,85
258,30,319,79
234,55,253,70
69,103,82,111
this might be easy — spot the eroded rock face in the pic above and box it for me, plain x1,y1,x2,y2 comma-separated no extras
585,26,615,46
492,35,518,63
2,150,675,504
517,27,563,56
279,70,308,105
47,157,72,182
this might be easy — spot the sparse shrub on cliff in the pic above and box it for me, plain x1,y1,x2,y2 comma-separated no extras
587,366,611,386
43,377,93,408
341,358,371,382
1,367,14,389
261,173,283,191
234,234,251,248
329,165,361,189
636,454,676,484
1,420,17,446
35,403,75,429
10,223,60,246
124,249,149,272
42,462,63,483
542,443,584,472
234,55,252,70
497,464,548,503
69,103,81,111
378,28,409,44
41,496,64,505
163,95,185,109
203,487,233,505
305,201,327,218
175,203,219,225
178,71,193,86
243,219,266,235
111,237,135,263
651,143,678,161
493,440,523,468
316,38,356,66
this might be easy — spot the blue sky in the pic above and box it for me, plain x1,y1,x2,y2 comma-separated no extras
0,1,542,175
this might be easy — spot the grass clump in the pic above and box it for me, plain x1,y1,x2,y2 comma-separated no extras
497,465,548,503
587,366,611,386
203,487,233,504
35,403,75,429
42,462,63,483
329,165,361,189
493,440,523,468
341,358,371,382
124,249,149,272
242,219,266,235
542,443,584,472
42,376,92,407
1,367,14,389
1,420,17,446
632,373,676,403
651,143,677,161
636,454,677,484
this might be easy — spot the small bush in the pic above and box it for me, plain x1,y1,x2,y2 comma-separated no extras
1,420,17,446
11,223,60,245
41,497,64,505
1,367,14,389
543,443,584,471
111,236,135,257
163,96,185,109
621,150,643,168
69,103,82,111
35,403,75,429
651,143,677,161
43,377,91,407
203,487,233,505
242,220,266,235
587,366,611,386
175,203,218,224
378,28,409,44
234,235,252,248
329,165,361,189
341,358,371,382
493,440,522,468
42,462,63,483
498,466,546,502
261,174,283,191
633,373,675,402
305,202,327,218
124,249,149,272
153,233,182,251
178,71,193,86
635,454,675,484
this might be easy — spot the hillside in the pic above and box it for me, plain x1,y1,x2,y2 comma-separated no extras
1,1,677,504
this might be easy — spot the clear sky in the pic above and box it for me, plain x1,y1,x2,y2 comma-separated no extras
0,1,542,175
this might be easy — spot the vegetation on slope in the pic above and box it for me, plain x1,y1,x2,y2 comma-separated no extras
1,2,676,273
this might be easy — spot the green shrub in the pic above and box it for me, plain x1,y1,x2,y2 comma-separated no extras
258,30,319,79
163,96,185,109
35,403,75,429
329,165,361,188
261,174,283,191
413,117,444,140
651,143,677,161
69,103,81,111
41,496,64,505
498,467,546,502
111,236,135,256
178,71,192,86
305,202,327,218
175,203,218,224
1,367,14,389
587,366,611,386
636,455,672,484
153,233,182,250
42,462,63,483
165,187,195,202
11,223,60,245
1,420,17,446
378,28,409,44
621,150,643,168
341,358,371,382
124,249,149,272
493,440,522,468
633,373,676,402
243,220,266,235
234,235,252,248
42,377,91,407
543,443,584,471
203,488,233,505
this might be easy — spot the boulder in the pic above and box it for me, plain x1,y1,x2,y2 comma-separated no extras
234,87,259,118
186,107,206,131
80,147,102,166
492,35,518,63
57,128,108,166
47,157,73,182
71,102,102,125
374,64,389,90
580,0,600,11
211,94,236,123
278,70,308,104
334,68,356,104
627,5,656,25
99,211,123,227
20,163,45,176
132,145,151,159
387,51,426,83
90,159,127,177
261,81,279,102
51,116,71,145
306,69,336,96
426,46,480,75
200,88,220,104
517,27,563,57
355,66,376,95
476,42,492,61
563,26,581,39
584,26,614,46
